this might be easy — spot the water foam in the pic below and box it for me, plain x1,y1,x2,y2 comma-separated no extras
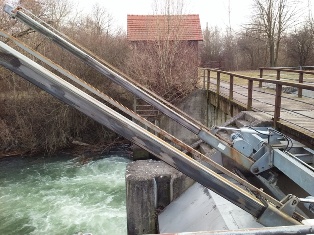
0,155,130,235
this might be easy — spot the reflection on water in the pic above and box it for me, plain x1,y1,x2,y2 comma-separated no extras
0,153,130,235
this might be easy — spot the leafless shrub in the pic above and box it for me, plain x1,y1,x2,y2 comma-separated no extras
127,40,199,104
0,0,127,155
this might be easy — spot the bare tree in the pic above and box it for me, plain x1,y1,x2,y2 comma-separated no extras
250,0,300,67
200,25,224,67
41,0,72,28
0,0,128,155
286,21,314,66
237,29,268,69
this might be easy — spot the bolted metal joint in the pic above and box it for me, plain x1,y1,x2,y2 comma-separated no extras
279,194,300,217
3,4,19,18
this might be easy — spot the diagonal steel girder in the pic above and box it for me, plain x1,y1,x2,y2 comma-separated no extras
0,29,291,211
0,41,301,226
3,4,255,172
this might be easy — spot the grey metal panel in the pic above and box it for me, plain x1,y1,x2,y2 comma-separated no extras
159,182,263,233
273,149,314,195
198,130,255,171
0,42,266,219
156,225,314,235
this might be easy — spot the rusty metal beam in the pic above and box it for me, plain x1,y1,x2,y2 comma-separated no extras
0,41,271,221
3,4,258,175
4,4,200,134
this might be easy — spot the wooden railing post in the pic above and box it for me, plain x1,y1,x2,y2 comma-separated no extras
259,68,263,87
206,69,210,126
298,71,304,98
217,72,220,94
216,71,220,107
229,74,234,116
229,74,234,100
207,69,210,91
276,70,281,80
248,79,253,111
203,69,206,89
274,84,282,128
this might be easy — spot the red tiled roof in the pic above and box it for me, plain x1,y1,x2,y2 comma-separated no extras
127,14,203,41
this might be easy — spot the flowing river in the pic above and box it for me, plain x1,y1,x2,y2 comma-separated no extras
0,152,131,235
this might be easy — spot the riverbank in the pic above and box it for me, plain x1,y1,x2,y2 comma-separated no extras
0,136,132,161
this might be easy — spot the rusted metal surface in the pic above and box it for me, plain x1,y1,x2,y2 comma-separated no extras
198,130,254,171
2,40,308,226
2,6,309,226
0,31,267,192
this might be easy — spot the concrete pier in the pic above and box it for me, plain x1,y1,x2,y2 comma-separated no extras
126,160,194,235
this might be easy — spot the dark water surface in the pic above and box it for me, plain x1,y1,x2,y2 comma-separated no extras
0,153,130,235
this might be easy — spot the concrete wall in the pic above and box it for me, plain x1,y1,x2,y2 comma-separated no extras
159,89,208,145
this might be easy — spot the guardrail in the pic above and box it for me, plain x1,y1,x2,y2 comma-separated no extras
201,68,314,129
259,67,314,98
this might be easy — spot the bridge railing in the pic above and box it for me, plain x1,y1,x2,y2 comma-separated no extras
259,67,314,98
200,68,314,129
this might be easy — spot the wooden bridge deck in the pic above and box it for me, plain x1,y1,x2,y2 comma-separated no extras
203,70,314,148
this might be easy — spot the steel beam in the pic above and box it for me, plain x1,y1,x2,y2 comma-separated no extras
0,30,286,211
3,4,199,134
273,149,314,195
3,4,255,173
0,42,271,221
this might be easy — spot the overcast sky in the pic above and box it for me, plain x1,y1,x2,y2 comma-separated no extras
74,0,312,31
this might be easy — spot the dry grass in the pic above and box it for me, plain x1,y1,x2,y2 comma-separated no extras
0,84,118,157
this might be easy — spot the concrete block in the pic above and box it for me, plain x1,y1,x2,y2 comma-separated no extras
126,160,194,235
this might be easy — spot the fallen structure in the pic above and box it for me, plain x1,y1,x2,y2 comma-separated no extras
0,4,313,235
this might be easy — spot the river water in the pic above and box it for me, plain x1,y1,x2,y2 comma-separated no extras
0,152,131,235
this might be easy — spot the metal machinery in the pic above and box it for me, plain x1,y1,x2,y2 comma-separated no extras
0,4,313,234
